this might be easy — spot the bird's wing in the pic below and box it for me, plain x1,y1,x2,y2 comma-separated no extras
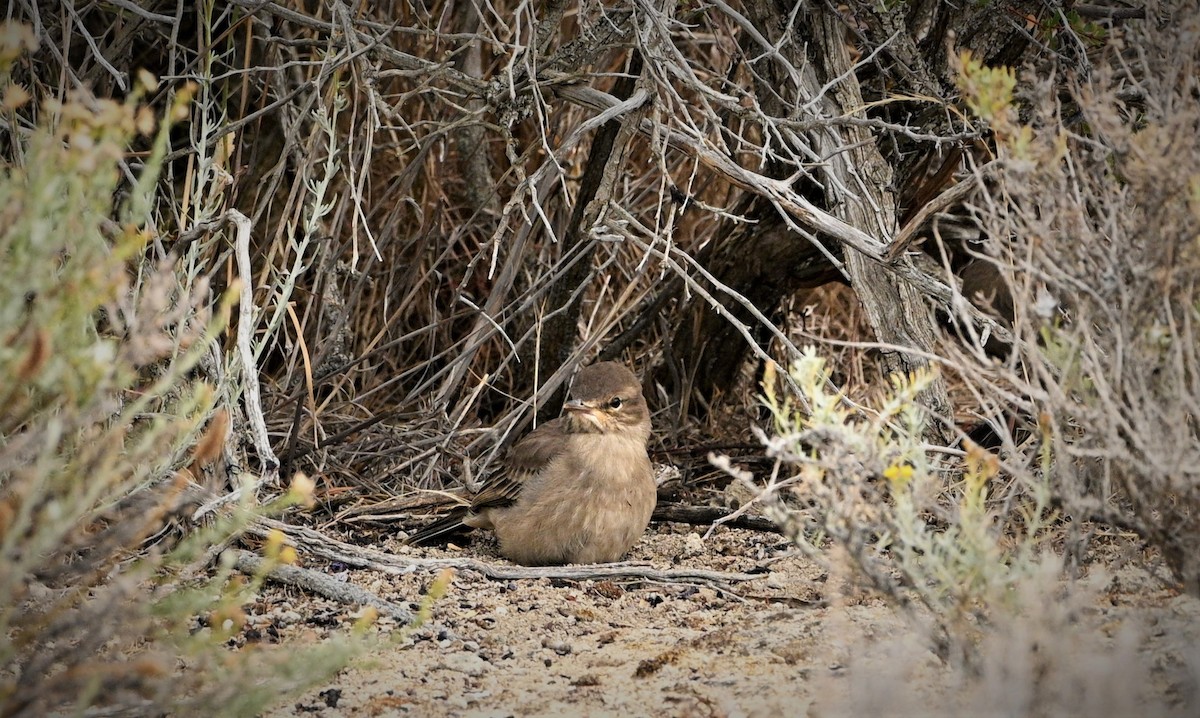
403,507,472,545
469,416,570,511
406,417,571,545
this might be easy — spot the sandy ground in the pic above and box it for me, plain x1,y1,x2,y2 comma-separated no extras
253,524,1200,718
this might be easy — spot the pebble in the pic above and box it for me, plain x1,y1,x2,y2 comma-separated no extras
275,610,303,625
542,639,572,656
441,652,490,677
682,532,706,557
1169,593,1200,620
26,581,56,601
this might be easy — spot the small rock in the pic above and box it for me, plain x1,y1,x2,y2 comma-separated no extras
441,652,489,677
26,581,56,601
723,482,758,509
1170,593,1200,619
590,581,624,599
318,688,341,708
542,639,572,656
682,532,706,558
275,610,303,625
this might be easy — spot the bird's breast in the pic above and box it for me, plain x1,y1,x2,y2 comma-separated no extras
491,433,656,565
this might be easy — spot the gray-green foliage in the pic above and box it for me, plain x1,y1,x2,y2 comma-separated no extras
0,27,359,717
755,350,1056,660
956,17,1200,596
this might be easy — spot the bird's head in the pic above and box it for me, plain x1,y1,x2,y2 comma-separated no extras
562,361,650,441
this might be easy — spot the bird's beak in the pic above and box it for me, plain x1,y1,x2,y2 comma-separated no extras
564,399,604,429
563,399,590,414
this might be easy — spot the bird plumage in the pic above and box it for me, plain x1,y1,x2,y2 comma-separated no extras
405,362,656,565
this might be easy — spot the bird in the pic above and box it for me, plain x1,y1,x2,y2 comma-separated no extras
405,361,656,565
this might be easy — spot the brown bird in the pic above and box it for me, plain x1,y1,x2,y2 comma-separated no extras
406,362,655,565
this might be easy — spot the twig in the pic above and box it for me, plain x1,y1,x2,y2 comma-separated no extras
652,502,782,535
886,174,988,260
101,0,176,24
1072,4,1146,20
231,549,414,621
230,210,279,485
63,0,127,91
222,0,484,95
191,211,278,523
551,80,889,260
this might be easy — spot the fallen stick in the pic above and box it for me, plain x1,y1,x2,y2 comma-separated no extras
245,518,762,587
651,502,782,535
231,549,413,622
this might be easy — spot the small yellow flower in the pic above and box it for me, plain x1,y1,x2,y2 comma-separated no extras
884,462,914,488
278,546,298,565
289,472,316,508
265,528,286,555
136,69,158,92
2,83,30,111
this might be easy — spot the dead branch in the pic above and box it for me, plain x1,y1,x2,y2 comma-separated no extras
652,503,782,535
229,209,279,485
886,174,991,261
232,549,413,622
245,518,762,588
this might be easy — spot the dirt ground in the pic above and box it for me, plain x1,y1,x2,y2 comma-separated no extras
256,523,1200,718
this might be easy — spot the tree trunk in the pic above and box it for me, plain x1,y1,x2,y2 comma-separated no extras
804,6,955,444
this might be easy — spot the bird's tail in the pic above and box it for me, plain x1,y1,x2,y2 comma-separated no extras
404,508,473,546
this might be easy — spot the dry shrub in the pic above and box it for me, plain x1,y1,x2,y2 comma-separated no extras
952,10,1200,594
747,350,1056,663
748,349,1195,715
0,0,1067,510
729,8,1200,706
816,557,1190,718
0,28,359,717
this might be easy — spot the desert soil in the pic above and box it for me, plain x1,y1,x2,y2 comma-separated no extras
256,524,1200,718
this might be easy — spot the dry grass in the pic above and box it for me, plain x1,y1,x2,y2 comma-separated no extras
3,1,1199,713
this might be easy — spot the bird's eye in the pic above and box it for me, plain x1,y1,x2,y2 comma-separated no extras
608,397,623,409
